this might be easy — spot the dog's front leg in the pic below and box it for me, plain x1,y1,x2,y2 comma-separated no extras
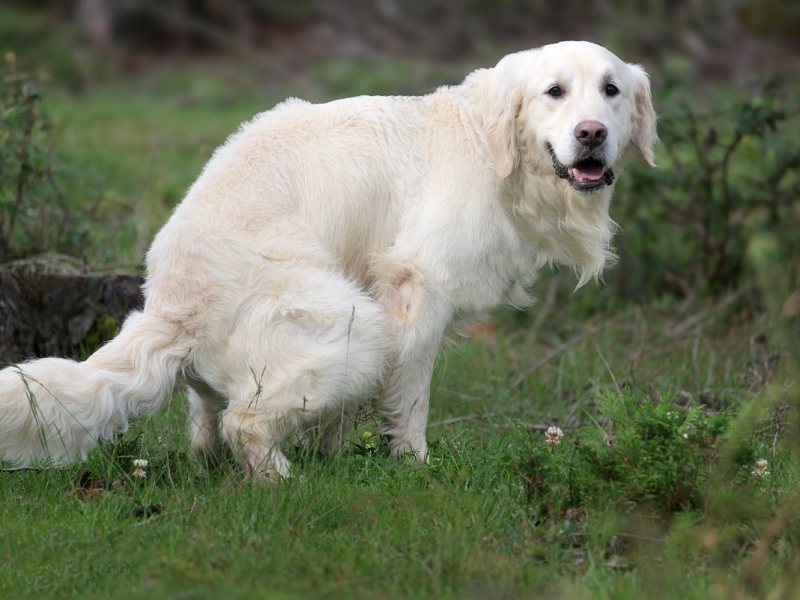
375,270,451,461
379,333,441,460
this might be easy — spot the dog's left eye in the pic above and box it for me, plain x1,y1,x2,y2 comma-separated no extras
546,85,564,98
605,83,620,97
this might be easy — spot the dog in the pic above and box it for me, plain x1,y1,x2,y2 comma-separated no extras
0,41,656,481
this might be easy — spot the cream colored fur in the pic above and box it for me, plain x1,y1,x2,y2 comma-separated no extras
0,41,656,480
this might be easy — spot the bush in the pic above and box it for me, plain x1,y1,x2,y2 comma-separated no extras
510,386,787,519
613,78,800,299
0,52,93,262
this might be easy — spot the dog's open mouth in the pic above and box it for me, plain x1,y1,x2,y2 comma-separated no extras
547,145,615,193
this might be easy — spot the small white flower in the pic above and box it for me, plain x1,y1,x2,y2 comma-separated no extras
545,426,564,446
752,458,770,478
132,458,148,479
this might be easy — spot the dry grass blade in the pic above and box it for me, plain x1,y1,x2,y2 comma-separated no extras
510,316,621,389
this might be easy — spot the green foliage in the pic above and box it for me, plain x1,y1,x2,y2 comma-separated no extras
79,314,120,358
512,389,739,520
615,79,800,298
311,58,449,98
0,52,94,262
0,7,85,85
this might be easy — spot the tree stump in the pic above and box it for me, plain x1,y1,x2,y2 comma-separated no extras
0,257,144,364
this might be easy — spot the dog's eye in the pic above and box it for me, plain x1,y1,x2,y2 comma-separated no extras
605,83,620,97
546,85,564,98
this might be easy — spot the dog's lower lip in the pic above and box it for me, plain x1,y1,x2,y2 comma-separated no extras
547,144,614,192
571,179,606,191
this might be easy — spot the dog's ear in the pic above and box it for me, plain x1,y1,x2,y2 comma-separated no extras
485,73,524,179
629,64,658,167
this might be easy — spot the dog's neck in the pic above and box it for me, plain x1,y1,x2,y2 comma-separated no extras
503,165,617,287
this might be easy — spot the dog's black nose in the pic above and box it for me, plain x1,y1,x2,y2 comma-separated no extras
574,120,607,147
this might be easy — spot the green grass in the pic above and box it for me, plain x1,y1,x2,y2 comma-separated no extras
44,76,269,266
2,288,797,599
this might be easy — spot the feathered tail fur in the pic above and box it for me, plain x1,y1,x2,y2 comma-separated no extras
0,311,187,466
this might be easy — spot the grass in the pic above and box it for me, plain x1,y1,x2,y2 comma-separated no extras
2,285,797,599
44,75,268,266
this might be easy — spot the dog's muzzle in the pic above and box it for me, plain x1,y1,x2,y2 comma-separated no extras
547,144,615,193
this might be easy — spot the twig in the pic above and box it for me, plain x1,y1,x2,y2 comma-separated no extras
1,466,45,472
428,413,486,428
665,287,747,338
510,319,613,389
595,343,620,394
526,277,558,342
615,532,666,543
492,422,553,431
430,413,555,431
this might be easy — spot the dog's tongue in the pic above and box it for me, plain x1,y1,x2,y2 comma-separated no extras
570,164,605,181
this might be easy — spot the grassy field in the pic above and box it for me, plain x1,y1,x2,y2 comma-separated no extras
2,286,797,598
1,25,799,598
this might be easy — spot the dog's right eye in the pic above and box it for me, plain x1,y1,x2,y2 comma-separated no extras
546,85,564,98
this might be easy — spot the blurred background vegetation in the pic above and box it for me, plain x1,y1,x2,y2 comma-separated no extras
0,1,798,598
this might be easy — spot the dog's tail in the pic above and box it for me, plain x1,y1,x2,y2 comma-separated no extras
0,310,188,467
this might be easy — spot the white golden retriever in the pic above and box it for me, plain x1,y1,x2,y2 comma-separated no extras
0,41,656,480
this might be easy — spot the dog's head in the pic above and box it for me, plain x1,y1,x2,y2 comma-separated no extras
485,41,657,188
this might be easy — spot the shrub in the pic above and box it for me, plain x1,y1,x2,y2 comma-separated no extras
0,52,93,262
613,78,800,299
510,386,770,519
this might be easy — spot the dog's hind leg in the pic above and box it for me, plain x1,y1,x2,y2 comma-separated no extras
221,401,290,480
187,383,225,466
214,266,391,482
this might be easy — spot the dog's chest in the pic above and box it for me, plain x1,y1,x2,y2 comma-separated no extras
410,204,538,313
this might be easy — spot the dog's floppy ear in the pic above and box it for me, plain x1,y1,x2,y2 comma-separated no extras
629,63,658,167
485,69,524,179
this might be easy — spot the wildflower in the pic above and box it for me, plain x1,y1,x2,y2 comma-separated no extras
132,458,148,479
361,431,378,450
752,459,770,478
545,426,564,446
